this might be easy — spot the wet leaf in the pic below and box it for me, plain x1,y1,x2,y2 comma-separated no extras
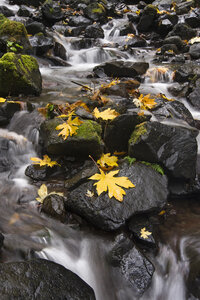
30,155,60,167
86,190,94,198
140,227,152,239
89,169,135,202
93,107,119,120
0,97,6,103
56,114,82,140
97,153,118,169
159,210,166,216
138,94,156,110
36,184,64,203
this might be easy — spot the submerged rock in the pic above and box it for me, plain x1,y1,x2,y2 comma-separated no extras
0,53,42,96
128,121,198,179
0,259,96,299
0,101,21,126
66,161,168,231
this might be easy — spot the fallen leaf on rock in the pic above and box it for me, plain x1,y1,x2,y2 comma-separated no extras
97,153,118,169
89,169,135,202
31,155,60,167
86,190,94,198
93,107,119,120
56,114,82,140
138,94,156,110
140,227,152,239
0,97,6,103
36,184,64,204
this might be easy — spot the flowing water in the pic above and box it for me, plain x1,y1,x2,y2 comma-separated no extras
0,0,200,299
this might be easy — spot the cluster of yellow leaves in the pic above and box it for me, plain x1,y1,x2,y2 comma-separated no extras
133,94,156,110
125,33,135,41
36,184,64,203
0,97,6,103
30,155,60,167
97,153,118,170
93,107,119,120
101,78,120,89
158,93,174,102
140,227,152,239
89,169,135,202
56,112,82,140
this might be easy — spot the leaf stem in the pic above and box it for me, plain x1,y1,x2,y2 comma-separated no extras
89,155,101,172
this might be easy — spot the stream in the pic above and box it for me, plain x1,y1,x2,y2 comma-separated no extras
0,0,200,299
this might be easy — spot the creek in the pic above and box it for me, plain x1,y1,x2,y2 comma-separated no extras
0,0,200,299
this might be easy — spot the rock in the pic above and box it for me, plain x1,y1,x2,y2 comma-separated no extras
41,0,64,25
122,35,147,48
173,63,200,83
189,43,200,59
17,5,32,17
25,21,46,35
175,0,194,15
0,101,21,126
168,82,189,97
66,161,168,231
137,5,158,32
40,118,104,158
167,23,196,40
42,194,66,221
0,259,96,299
93,61,149,78
128,121,198,179
25,164,50,181
71,38,94,50
188,87,200,110
53,41,67,60
9,0,45,7
85,23,104,39
64,25,85,37
0,15,31,54
0,138,10,172
0,6,14,17
185,10,200,28
160,44,178,54
29,34,54,56
156,18,173,36
163,36,185,50
68,16,92,27
107,233,154,296
100,79,140,98
84,2,107,22
0,53,42,97
119,22,136,36
0,233,3,249
104,113,150,152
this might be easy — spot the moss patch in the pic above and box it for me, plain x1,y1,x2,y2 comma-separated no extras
129,122,147,144
76,120,102,143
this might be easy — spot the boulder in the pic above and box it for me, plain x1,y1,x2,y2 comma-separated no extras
156,18,173,36
25,164,50,181
0,259,96,299
17,5,32,17
42,194,66,222
0,53,42,97
163,36,185,50
0,6,14,17
25,21,46,35
122,35,147,48
0,101,21,126
119,22,136,36
93,61,149,78
41,0,64,25
83,2,107,22
185,10,200,28
9,0,45,7
40,118,104,158
189,43,200,59
68,16,92,27
66,161,168,231
137,5,158,32
188,87,200,110
175,0,194,15
167,23,196,40
85,23,104,39
71,38,94,50
128,121,198,179
173,63,200,83
0,137,11,172
29,34,54,56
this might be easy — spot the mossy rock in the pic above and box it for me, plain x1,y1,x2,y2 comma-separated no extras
84,2,107,21
0,53,42,97
40,118,104,158
0,14,31,53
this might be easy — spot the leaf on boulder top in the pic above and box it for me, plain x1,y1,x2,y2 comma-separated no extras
89,169,135,202
97,153,118,169
36,184,64,203
138,94,156,110
140,227,152,239
30,155,60,167
93,107,119,120
56,113,82,140
0,97,6,103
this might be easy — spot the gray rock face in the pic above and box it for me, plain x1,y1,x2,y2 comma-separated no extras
128,121,198,179
66,162,168,231
188,87,200,110
0,259,96,299
167,23,196,40
189,43,200,59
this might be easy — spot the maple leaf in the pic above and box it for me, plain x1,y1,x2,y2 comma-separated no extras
140,227,152,239
89,169,135,202
0,97,6,103
138,94,156,110
56,114,82,140
30,155,60,167
36,184,64,203
86,190,94,198
93,107,119,121
97,153,118,169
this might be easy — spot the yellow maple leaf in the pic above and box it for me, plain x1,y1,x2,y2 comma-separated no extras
93,107,119,121
138,94,156,110
36,184,64,203
140,227,152,239
30,155,60,167
89,169,135,202
0,97,6,103
56,114,82,140
97,153,118,169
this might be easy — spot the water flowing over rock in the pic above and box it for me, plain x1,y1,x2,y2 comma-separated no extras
66,162,168,231
0,259,96,299
128,121,198,179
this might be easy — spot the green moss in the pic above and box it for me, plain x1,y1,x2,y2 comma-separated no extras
129,122,147,144
0,19,28,37
76,120,102,143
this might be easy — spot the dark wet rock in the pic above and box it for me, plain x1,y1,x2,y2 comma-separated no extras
167,23,196,40
0,233,3,249
53,41,67,60
0,6,14,17
162,12,178,26
66,161,168,231
83,2,107,22
29,34,54,56
25,164,50,181
137,5,158,32
9,0,45,6
41,0,64,25
0,138,10,172
188,87,200,110
168,177,200,197
175,0,194,15
128,121,198,179
128,215,156,247
17,5,32,17
0,259,96,299
123,35,147,48
25,21,46,35
119,22,136,36
85,23,104,39
104,113,150,152
156,18,173,36
171,54,186,63
163,36,185,50
42,194,66,221
107,233,154,296
68,15,92,27
168,82,189,98
189,43,200,59
173,63,200,83
71,38,94,50
0,101,21,126
160,44,178,54
185,10,200,28
40,118,104,158
0,53,42,97
93,61,149,78
100,79,140,98
64,25,85,37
